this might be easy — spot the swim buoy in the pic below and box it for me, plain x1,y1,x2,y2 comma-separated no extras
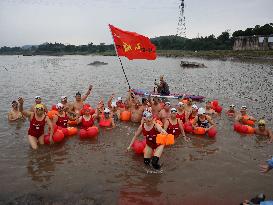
79,129,88,139
68,120,77,126
99,119,111,127
44,134,50,145
53,130,64,142
67,127,77,136
156,134,175,145
211,100,219,108
234,123,254,134
132,139,146,154
242,117,255,126
120,110,131,121
214,106,223,113
207,127,217,138
183,122,193,133
51,105,58,111
193,127,206,135
59,127,69,137
86,126,99,138
47,110,58,120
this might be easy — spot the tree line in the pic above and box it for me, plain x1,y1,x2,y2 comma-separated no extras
0,23,272,54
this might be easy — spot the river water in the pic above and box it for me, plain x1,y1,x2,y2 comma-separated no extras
0,55,272,204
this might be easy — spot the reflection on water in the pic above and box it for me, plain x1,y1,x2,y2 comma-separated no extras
0,55,273,204
27,151,55,183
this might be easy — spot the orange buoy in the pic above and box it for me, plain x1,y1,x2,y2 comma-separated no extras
120,110,131,121
47,110,58,120
166,134,175,145
67,127,78,136
193,127,206,135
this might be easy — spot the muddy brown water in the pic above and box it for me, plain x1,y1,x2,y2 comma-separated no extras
0,55,272,205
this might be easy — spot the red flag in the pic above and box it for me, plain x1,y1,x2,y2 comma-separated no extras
109,24,157,60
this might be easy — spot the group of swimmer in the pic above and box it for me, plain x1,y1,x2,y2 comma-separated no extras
8,77,273,170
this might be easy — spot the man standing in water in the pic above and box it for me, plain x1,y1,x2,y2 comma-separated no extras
154,75,170,96
70,85,93,116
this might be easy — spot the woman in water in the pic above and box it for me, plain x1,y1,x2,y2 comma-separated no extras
127,111,168,170
176,102,186,123
164,108,189,141
98,108,115,129
235,106,256,124
52,103,72,128
254,119,273,143
185,104,198,123
18,97,53,150
226,104,237,117
192,107,216,131
8,100,25,121
77,106,97,129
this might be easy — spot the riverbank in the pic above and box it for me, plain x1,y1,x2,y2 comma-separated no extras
1,50,273,63
157,50,273,62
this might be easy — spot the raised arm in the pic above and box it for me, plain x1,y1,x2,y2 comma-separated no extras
18,97,32,118
127,125,143,151
82,84,93,101
107,94,114,108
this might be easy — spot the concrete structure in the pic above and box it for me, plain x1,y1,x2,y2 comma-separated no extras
233,35,273,51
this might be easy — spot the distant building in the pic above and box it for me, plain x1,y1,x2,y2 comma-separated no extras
233,35,273,50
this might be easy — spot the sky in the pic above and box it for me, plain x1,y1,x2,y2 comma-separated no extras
0,0,272,47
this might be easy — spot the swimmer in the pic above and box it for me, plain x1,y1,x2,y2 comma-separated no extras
235,106,256,124
77,106,97,129
130,101,144,123
205,101,217,116
18,97,53,150
151,97,162,118
176,102,186,123
127,111,168,169
254,119,273,143
8,100,25,121
164,108,189,141
260,157,273,173
98,108,115,129
185,104,198,123
192,107,216,131
158,101,171,124
30,96,48,113
60,96,71,112
226,104,237,117
184,98,193,113
70,84,93,116
52,103,74,128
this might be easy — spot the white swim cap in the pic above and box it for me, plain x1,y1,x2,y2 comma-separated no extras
192,104,198,110
56,103,64,109
198,107,206,115
117,97,122,101
104,108,110,113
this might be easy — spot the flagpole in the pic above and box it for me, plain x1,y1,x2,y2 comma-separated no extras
108,25,131,90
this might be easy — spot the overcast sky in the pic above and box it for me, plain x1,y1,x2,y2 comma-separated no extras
0,0,272,47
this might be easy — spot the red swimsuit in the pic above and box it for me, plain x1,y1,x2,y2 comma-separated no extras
56,113,68,128
142,123,160,149
28,115,46,138
176,112,185,123
167,119,181,137
82,116,94,129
